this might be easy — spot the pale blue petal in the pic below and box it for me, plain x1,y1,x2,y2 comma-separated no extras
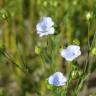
36,23,44,32
48,72,67,86
43,17,54,27
60,45,81,61
38,27,55,37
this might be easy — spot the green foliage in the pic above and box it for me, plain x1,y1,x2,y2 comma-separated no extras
0,9,8,21
0,0,96,96
91,48,96,56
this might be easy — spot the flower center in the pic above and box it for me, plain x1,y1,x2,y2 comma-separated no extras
66,50,75,58
53,76,60,85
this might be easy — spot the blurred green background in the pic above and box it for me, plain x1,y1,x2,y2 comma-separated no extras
0,0,96,96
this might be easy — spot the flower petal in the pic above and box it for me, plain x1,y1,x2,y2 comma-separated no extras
36,23,44,32
48,72,67,86
36,17,55,37
43,17,54,27
37,27,55,37
60,45,81,61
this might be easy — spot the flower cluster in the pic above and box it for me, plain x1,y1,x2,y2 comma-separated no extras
36,16,81,87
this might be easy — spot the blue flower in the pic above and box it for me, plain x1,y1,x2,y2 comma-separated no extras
48,72,67,86
60,45,81,61
36,17,55,37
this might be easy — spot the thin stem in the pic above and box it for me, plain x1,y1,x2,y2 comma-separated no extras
90,31,96,49
0,50,28,74
87,21,90,49
75,74,89,96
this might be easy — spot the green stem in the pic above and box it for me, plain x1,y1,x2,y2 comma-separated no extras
0,50,28,74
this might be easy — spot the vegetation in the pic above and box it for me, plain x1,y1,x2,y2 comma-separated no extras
0,0,96,96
